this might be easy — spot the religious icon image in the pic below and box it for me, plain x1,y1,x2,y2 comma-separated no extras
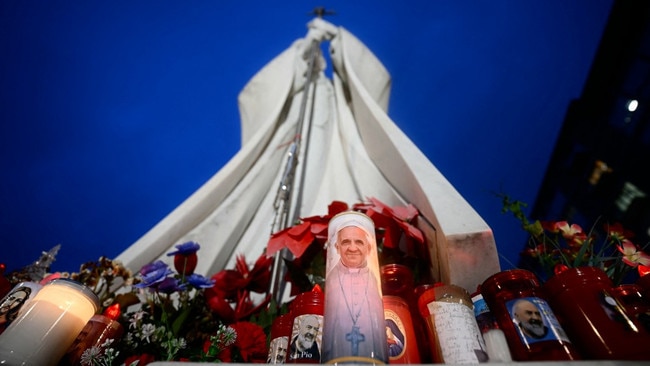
321,211,388,364
288,314,322,362
385,319,405,357
0,285,32,327
267,336,289,364
511,298,548,340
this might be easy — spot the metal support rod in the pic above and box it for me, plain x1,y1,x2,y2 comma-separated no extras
268,38,321,304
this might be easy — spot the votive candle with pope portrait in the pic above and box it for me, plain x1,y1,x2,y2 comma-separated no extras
321,211,388,364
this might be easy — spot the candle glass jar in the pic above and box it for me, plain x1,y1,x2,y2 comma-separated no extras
288,286,324,363
411,283,441,363
383,295,420,364
481,269,580,361
381,264,414,301
381,264,420,364
0,281,42,334
0,278,99,366
418,283,488,364
268,312,294,364
62,313,124,366
322,211,387,364
544,266,650,360
610,284,650,334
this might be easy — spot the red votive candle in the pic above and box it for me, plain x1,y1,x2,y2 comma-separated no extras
268,312,294,364
288,285,324,363
481,269,581,361
62,303,124,366
544,267,650,360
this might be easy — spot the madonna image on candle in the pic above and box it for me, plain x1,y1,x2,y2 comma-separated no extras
321,211,388,364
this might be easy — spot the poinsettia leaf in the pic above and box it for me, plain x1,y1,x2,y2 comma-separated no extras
366,208,391,228
209,270,245,300
286,231,314,258
300,216,329,242
206,295,235,322
392,203,419,221
328,201,349,215
235,255,249,277
246,254,273,293
396,220,425,244
266,222,314,258
309,221,328,237
287,221,311,237
266,227,294,257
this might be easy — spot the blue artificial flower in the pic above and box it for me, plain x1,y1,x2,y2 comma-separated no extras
156,276,186,294
166,241,201,256
135,260,173,288
186,273,216,289
139,260,168,276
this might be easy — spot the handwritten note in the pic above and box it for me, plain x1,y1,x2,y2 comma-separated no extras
427,301,486,363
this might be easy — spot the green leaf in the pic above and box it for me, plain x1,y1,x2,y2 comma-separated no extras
171,305,192,335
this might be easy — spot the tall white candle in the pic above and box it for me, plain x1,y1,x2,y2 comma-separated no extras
0,279,99,366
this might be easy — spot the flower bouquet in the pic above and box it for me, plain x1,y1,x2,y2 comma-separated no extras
499,194,650,285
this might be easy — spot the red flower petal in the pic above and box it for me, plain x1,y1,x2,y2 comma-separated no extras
246,254,273,293
638,265,650,277
173,252,198,275
267,222,314,258
206,295,235,323
554,263,569,275
124,354,156,366
328,201,349,216
208,270,246,300
230,321,268,363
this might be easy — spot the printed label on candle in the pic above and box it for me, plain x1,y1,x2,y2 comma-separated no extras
427,301,487,364
505,296,571,345
267,335,289,364
384,308,407,359
0,282,41,330
288,314,323,362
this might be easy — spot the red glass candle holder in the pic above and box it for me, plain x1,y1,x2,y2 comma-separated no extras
481,269,580,361
544,266,650,360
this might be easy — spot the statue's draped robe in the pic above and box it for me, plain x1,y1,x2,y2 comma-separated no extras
116,19,500,293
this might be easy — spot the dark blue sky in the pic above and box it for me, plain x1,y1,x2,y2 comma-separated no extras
1,1,613,274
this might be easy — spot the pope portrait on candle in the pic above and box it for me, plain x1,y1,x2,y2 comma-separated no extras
321,211,388,364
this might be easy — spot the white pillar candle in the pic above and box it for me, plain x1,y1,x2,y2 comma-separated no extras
0,278,99,366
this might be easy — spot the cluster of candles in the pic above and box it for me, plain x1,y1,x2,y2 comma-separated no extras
2,266,649,364
0,278,123,366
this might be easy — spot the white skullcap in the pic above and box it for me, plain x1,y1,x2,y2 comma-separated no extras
327,211,375,244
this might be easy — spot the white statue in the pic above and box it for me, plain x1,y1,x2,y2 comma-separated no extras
116,17,499,294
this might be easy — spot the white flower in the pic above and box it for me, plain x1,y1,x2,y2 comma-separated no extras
129,310,145,329
141,323,156,343
80,346,102,366
100,338,114,348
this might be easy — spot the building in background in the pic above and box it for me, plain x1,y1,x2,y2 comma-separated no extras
530,0,650,263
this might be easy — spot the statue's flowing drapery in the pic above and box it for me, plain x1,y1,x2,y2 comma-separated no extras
115,18,500,293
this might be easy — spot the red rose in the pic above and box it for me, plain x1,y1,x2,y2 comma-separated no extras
173,252,198,275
